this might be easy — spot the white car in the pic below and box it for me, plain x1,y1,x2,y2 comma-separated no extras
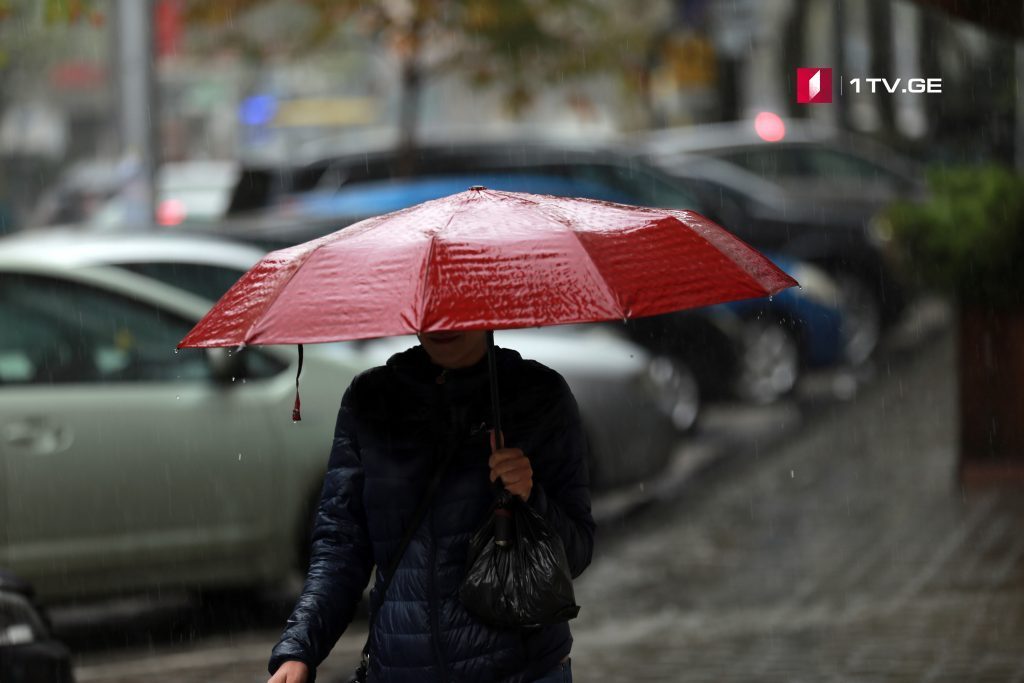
0,257,355,602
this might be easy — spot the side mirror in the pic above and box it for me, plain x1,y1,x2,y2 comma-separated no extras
206,348,247,384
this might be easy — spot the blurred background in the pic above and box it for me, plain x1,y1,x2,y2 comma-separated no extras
1,1,1023,681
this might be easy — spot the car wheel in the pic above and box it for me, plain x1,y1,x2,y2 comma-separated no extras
835,272,883,365
733,317,800,404
646,355,701,433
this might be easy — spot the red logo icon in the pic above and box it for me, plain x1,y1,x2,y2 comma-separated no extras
797,68,832,103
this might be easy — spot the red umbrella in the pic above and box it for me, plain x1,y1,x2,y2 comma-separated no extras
180,187,796,350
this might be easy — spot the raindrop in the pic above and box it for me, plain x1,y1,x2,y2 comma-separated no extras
790,470,795,478
238,453,243,461
175,395,181,401
173,349,179,355
638,482,645,492
241,378,247,384
231,376,236,382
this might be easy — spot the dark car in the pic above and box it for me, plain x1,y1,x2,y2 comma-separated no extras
0,571,75,682
640,120,924,363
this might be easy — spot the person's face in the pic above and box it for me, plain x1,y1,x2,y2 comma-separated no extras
418,330,488,369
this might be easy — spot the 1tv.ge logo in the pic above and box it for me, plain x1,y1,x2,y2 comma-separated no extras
797,67,942,103
797,67,832,104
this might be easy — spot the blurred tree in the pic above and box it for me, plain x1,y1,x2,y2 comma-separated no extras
183,0,671,172
0,0,105,99
0,0,108,229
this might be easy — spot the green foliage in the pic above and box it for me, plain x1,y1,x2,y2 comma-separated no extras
884,165,1024,307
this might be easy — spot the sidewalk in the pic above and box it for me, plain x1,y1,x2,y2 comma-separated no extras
570,329,1024,682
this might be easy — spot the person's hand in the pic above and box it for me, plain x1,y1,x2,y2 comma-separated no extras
268,660,309,683
489,431,533,502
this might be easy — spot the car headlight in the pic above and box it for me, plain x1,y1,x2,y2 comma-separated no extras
789,262,841,309
0,591,45,646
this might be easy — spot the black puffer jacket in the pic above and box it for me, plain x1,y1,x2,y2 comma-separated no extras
269,345,595,682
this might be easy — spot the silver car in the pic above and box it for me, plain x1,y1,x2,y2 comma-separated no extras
0,232,690,601
0,258,354,602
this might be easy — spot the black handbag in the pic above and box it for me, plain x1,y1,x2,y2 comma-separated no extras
459,490,581,628
349,446,457,683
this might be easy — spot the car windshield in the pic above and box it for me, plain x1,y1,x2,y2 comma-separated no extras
117,262,246,302
709,144,912,187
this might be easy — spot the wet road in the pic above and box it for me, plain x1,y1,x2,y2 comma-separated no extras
65,325,1024,682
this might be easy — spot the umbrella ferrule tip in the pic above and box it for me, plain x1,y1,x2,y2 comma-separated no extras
469,185,487,191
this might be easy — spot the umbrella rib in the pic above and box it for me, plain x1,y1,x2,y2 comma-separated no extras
532,200,627,318
414,212,458,330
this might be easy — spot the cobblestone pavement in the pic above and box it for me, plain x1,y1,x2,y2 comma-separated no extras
570,330,1024,682
71,329,1024,682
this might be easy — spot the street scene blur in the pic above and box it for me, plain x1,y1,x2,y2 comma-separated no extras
1,0,1023,681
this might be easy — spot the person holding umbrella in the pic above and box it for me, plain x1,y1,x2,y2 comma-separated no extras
177,187,796,682
267,328,594,682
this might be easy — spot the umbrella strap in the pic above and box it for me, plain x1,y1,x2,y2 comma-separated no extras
292,344,304,421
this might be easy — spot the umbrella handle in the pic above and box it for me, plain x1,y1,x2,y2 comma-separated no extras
487,332,513,547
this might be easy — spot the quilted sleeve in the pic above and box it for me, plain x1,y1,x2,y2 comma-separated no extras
268,383,374,679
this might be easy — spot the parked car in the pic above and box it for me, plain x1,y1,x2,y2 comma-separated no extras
639,119,923,363
0,256,361,601
28,158,137,228
0,571,74,682
90,161,242,230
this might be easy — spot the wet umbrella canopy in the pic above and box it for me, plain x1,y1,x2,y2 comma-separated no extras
178,187,796,349
179,185,795,442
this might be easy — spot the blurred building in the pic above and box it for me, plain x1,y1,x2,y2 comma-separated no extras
0,0,1018,232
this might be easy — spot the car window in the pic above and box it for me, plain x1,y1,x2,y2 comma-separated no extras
0,274,285,385
118,262,245,303
0,274,210,384
710,146,804,179
112,263,287,380
800,148,909,186
712,145,908,187
568,163,705,212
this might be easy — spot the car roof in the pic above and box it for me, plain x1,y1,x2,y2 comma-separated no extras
639,119,843,155
639,119,923,179
0,256,219,317
648,153,790,209
0,229,265,270
292,125,621,165
294,135,643,175
297,173,639,218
